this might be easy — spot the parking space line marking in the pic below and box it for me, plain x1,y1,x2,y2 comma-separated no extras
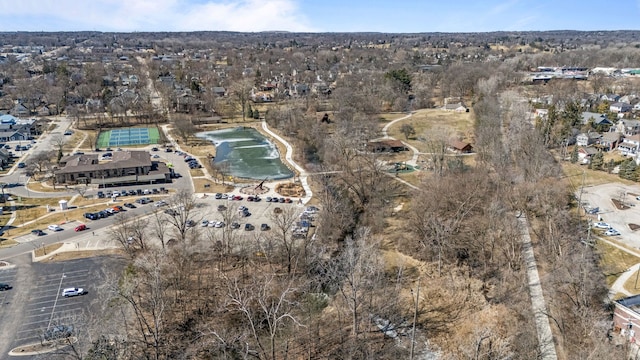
25,301,85,314
47,272,66,330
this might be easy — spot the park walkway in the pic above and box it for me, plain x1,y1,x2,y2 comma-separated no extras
518,214,558,360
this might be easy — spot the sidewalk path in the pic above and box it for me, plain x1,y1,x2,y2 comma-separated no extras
599,236,640,298
261,120,312,204
0,200,17,234
518,214,558,360
160,124,197,193
378,112,423,167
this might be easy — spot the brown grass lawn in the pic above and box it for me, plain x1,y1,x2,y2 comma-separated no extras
0,239,18,248
386,109,475,153
78,130,99,150
193,178,233,194
34,243,63,257
189,168,205,177
623,269,640,295
70,196,110,207
561,162,635,188
42,248,126,262
179,141,217,158
62,131,85,152
25,181,69,193
596,240,640,287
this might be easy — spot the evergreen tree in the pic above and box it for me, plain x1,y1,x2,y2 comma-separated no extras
570,146,578,163
246,104,253,119
253,109,260,119
619,158,638,181
590,151,604,171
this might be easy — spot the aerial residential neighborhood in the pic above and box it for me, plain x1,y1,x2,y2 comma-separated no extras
0,10,640,358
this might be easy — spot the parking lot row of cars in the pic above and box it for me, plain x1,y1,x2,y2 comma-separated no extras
214,193,296,203
97,188,168,198
83,197,154,221
592,221,622,236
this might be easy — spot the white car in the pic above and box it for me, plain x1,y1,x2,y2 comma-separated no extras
201,220,209,227
47,224,63,232
214,221,225,228
593,222,611,229
62,287,86,297
154,200,168,207
605,229,621,236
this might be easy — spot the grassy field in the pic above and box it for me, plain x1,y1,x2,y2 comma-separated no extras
386,109,475,153
193,178,232,194
78,130,99,150
596,240,640,287
561,162,635,188
189,168,205,177
62,131,86,152
34,243,63,257
623,269,640,295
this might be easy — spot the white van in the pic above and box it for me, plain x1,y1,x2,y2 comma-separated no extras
61,287,86,297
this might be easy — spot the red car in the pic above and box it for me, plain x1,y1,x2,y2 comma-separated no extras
74,224,87,232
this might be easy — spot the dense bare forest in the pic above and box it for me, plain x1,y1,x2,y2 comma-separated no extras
5,30,640,359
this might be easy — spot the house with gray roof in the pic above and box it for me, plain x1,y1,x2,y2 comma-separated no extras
55,151,171,185
599,132,622,151
581,112,611,126
611,102,633,114
615,119,640,136
576,132,602,147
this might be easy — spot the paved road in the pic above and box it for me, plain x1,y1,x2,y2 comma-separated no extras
1,116,74,198
0,200,161,261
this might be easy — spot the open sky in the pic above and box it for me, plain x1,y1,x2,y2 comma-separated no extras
0,0,638,33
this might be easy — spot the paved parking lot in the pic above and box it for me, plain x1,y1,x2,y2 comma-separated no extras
581,183,640,248
195,195,306,234
10,257,112,348
0,266,17,304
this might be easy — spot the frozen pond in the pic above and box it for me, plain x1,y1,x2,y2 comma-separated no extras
197,127,294,180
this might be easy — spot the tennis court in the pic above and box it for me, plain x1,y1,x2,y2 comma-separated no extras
97,127,160,148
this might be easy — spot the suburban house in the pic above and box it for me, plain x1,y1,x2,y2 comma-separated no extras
289,83,309,97
10,102,30,117
36,105,52,116
613,295,640,343
615,119,640,136
55,151,172,186
173,91,203,113
576,132,602,147
211,86,226,97
448,140,474,153
0,116,36,142
601,94,621,102
581,112,611,126
366,140,409,153
618,134,640,156
598,132,622,151
577,147,598,164
610,102,633,113
442,102,469,112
